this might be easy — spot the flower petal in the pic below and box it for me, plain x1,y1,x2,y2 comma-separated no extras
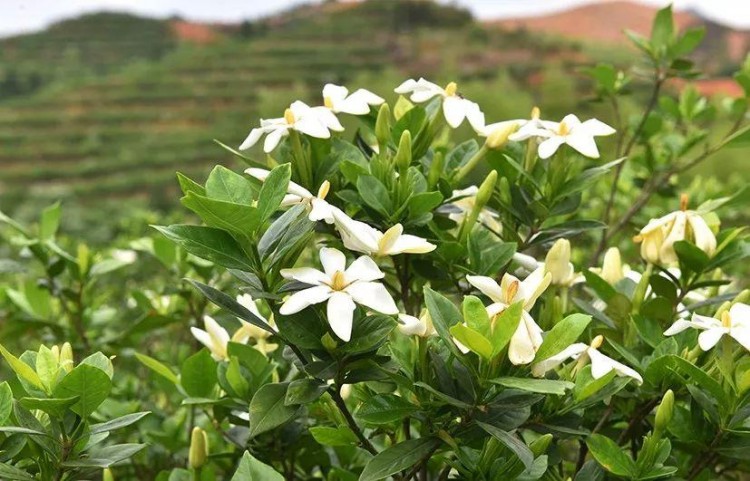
319,247,347,278
398,314,427,337
279,285,333,315
345,255,384,282
385,234,436,255
345,281,398,315
443,95,466,128
531,343,587,377
537,136,566,159
294,116,331,139
322,83,349,103
589,348,642,384
580,118,616,136
466,275,505,304
263,127,287,153
332,209,381,254
565,133,600,158
327,292,356,342
663,319,697,336
730,303,750,326
236,294,266,322
239,128,265,150
309,198,335,223
730,327,750,352
687,212,716,256
280,267,328,285
698,327,726,351
508,312,544,365
190,327,222,360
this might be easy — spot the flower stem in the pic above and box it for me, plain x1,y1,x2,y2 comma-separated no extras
455,144,489,182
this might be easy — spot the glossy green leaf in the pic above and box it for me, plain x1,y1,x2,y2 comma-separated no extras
248,383,299,438
181,349,217,398
359,437,440,481
53,364,112,416
534,314,591,363
231,451,284,481
491,377,575,396
153,225,255,271
587,433,636,477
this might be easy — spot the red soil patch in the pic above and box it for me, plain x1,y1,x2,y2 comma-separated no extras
670,78,744,98
170,20,219,44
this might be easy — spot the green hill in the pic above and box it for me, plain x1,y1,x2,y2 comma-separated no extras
0,0,582,234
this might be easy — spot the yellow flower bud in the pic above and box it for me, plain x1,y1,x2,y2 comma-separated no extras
60,342,74,373
600,248,624,285
188,427,209,470
103,468,115,481
485,122,518,150
394,130,412,171
545,239,574,286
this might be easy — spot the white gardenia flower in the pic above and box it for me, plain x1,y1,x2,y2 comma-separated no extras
483,107,543,145
239,101,343,153
322,83,384,115
236,294,278,355
442,186,502,233
191,315,252,361
245,168,334,223
332,209,436,257
279,247,398,342
531,335,643,384
398,310,436,337
510,113,615,159
394,78,485,130
664,303,750,352
465,268,552,364
633,197,716,265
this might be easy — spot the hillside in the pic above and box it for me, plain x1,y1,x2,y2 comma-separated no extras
488,1,750,78
0,0,581,228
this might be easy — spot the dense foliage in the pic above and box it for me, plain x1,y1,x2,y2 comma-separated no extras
1,6,750,481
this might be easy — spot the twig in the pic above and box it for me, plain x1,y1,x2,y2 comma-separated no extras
329,387,378,456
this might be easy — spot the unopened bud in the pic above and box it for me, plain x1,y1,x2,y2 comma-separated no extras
427,151,444,189
50,345,60,362
545,239,572,285
394,130,412,171
60,342,74,372
497,176,511,205
188,427,209,469
375,103,392,146
321,333,338,352
103,468,115,481
601,247,624,285
529,433,553,457
654,389,674,435
475,171,498,210
485,122,518,149
734,289,750,305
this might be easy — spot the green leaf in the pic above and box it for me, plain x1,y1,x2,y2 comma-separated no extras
257,163,291,223
672,27,705,57
176,172,206,196
645,355,726,411
18,396,79,417
187,280,275,335
477,421,534,470
450,324,493,360
0,462,37,481
357,175,392,217
181,193,261,235
0,344,44,391
357,394,418,425
80,352,114,379
154,225,255,271
650,5,674,51
53,364,112,416
181,349,217,398
0,382,13,425
39,201,61,241
408,191,442,218
62,443,146,468
489,302,523,357
490,377,575,396
462,295,490,335
231,451,284,481
35,345,60,393
248,383,299,438
673,240,710,273
90,412,151,434
587,433,636,477
309,426,359,446
423,287,462,355
205,165,254,204
135,353,179,385
341,314,396,355
285,379,328,406
359,437,440,481
534,314,591,363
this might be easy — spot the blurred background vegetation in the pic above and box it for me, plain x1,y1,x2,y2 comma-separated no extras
0,0,747,243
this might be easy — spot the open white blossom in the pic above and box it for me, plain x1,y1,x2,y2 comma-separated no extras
634,196,716,265
466,268,552,364
239,101,343,153
322,84,384,115
236,294,278,355
664,303,750,352
245,168,334,223
279,247,398,342
332,209,436,256
531,335,643,384
191,315,252,361
510,113,615,159
442,186,502,233
483,107,543,144
394,78,485,130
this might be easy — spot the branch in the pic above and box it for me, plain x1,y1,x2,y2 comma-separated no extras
329,387,378,456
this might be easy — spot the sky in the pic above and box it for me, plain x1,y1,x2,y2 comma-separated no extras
1,0,749,38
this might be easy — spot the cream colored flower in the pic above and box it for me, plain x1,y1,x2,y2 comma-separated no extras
191,315,252,361
322,84,384,115
394,78,485,130
398,310,436,337
541,239,582,287
332,209,436,257
510,114,615,159
245,168,334,223
664,303,750,352
531,335,643,384
279,247,398,342
235,294,278,355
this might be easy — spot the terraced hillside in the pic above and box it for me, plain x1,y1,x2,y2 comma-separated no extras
0,0,576,226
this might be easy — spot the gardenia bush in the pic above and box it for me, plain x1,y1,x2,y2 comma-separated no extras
1,6,750,481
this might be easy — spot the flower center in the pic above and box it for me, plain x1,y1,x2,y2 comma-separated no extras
721,311,732,329
444,82,458,97
504,280,519,305
557,121,570,136
317,180,331,200
590,335,604,349
284,108,296,125
324,96,334,109
680,193,688,212
331,271,348,291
